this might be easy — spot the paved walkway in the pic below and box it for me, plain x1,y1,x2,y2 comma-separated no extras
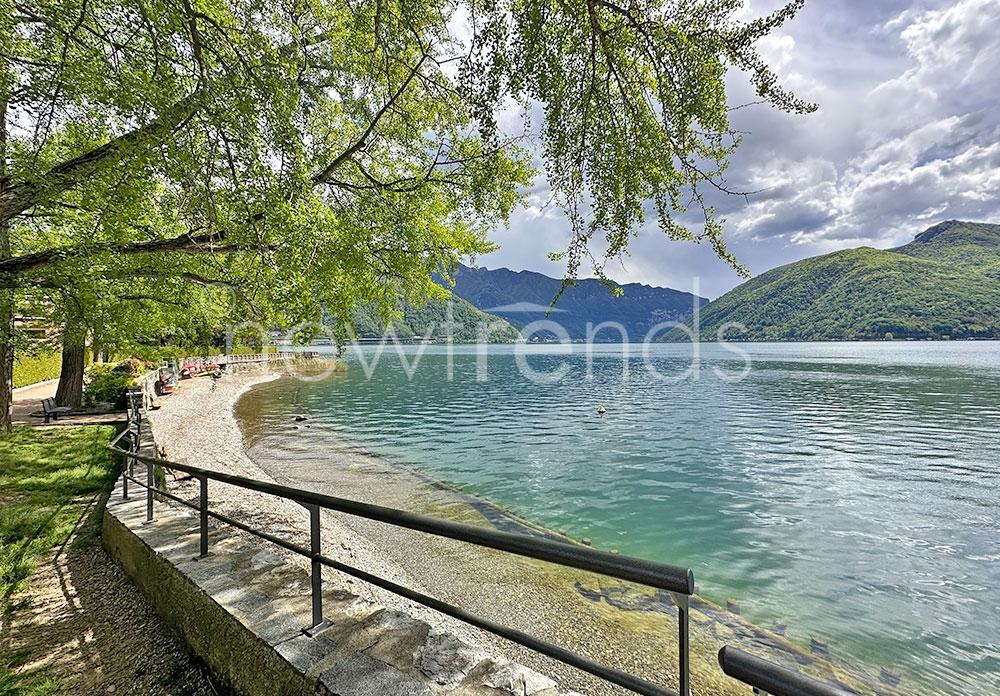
12,380,126,427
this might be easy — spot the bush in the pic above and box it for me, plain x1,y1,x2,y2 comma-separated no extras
83,363,135,409
113,357,149,378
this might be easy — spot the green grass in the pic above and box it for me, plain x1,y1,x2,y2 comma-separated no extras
0,425,118,695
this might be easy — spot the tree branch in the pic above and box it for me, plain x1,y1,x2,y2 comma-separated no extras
0,230,249,275
0,90,206,225
312,54,428,184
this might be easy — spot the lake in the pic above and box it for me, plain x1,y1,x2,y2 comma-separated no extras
247,342,1000,695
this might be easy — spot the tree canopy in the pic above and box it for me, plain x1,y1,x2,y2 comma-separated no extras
0,0,814,425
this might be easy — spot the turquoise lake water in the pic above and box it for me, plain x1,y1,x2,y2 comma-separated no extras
249,342,1000,695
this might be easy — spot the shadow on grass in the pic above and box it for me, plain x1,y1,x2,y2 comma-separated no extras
0,426,117,695
0,426,119,615
0,425,221,695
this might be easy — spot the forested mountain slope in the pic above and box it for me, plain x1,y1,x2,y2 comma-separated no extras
678,221,1000,341
352,296,520,342
448,265,707,340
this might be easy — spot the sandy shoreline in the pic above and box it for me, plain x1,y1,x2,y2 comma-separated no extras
148,365,886,696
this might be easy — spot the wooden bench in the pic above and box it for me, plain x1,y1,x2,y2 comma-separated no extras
41,397,73,423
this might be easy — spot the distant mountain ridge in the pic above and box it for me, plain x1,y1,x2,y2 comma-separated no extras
445,265,708,341
352,296,520,342
678,220,1000,341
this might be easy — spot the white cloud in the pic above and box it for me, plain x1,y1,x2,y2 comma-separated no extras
725,0,1000,251
482,0,1000,295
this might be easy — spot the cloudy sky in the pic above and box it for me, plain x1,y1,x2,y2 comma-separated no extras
478,0,1000,299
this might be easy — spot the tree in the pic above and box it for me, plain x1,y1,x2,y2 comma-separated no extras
0,0,813,429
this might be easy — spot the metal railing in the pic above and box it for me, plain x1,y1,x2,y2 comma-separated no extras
718,647,855,696
109,408,864,696
226,351,310,363
109,420,693,696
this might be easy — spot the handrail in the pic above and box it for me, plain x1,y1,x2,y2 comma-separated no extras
108,429,694,696
113,447,694,594
111,412,874,696
718,647,855,696
226,351,295,363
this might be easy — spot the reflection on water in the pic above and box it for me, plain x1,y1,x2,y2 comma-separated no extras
241,342,1000,695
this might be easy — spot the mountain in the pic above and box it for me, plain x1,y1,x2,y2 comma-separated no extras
352,296,521,342
445,265,707,341
677,220,1000,341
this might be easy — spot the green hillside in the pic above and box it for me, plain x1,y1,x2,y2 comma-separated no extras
352,295,521,343
675,220,1000,341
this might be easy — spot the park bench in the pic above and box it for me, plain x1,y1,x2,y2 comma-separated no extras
41,397,73,423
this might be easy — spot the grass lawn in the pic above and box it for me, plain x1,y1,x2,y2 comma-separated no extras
0,425,118,696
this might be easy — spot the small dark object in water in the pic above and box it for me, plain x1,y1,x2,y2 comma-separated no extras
726,599,741,615
294,414,308,422
596,404,606,415
880,667,901,686
581,538,592,546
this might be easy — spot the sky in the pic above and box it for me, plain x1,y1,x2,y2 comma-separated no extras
477,0,1000,299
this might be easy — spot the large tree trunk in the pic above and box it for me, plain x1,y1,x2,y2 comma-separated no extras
0,288,12,433
0,93,12,432
54,322,86,408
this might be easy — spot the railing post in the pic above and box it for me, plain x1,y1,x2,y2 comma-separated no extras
672,592,690,696
195,474,210,559
304,504,331,636
123,411,139,500
145,456,154,523
122,431,130,500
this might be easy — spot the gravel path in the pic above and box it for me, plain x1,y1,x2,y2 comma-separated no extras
0,492,222,695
